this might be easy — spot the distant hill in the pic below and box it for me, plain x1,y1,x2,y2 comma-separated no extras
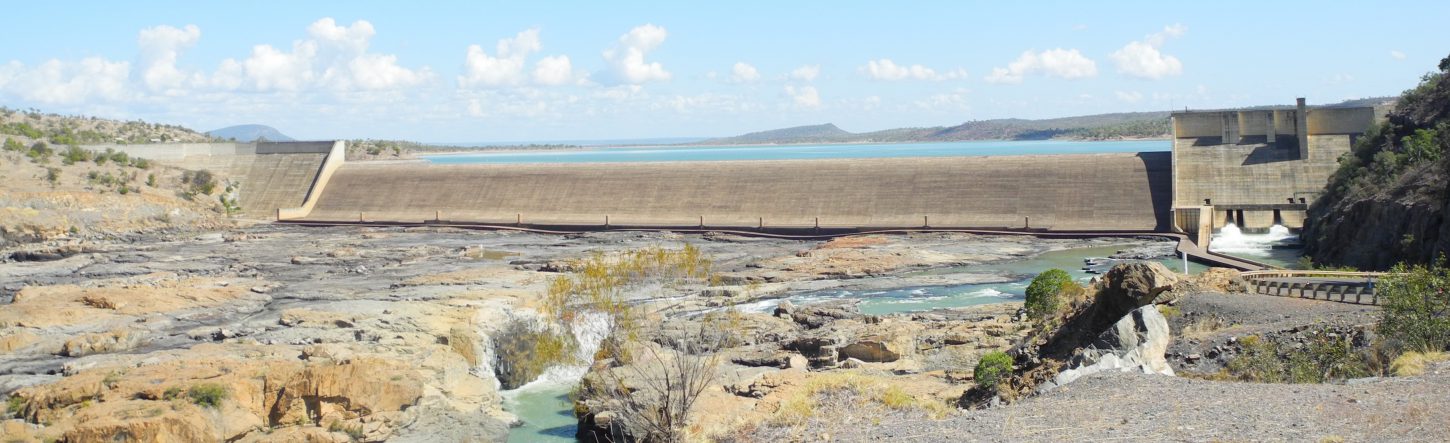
700,112,1173,145
207,124,294,142
707,124,855,145
700,97,1400,146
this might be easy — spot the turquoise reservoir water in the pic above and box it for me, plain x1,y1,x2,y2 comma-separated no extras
422,139,1170,164
758,243,1205,316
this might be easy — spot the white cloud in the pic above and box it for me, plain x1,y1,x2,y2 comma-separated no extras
604,24,671,84
784,85,820,108
459,29,541,87
729,62,760,83
1115,90,1144,103
861,59,965,81
915,88,971,111
1390,50,1407,60
1110,24,1186,79
221,18,431,93
239,41,316,91
137,24,200,93
532,55,576,85
788,65,820,82
0,57,133,104
984,49,1097,83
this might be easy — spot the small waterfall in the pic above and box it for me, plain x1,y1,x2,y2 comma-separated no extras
514,312,612,390
497,312,613,442
1210,223,1297,256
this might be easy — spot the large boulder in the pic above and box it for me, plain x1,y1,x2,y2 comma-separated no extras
1045,305,1175,390
1097,262,1179,311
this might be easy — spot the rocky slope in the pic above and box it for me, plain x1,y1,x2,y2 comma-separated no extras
0,147,231,251
1304,55,1450,269
1,225,1159,441
1,107,213,145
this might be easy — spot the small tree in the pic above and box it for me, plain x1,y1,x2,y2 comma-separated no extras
974,351,1013,392
545,245,719,443
1377,258,1450,352
61,145,91,165
1024,269,1074,320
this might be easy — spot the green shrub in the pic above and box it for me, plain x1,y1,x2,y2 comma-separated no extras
182,169,217,195
1377,259,1450,352
45,167,61,186
187,383,227,408
5,395,24,418
146,173,156,187
1024,269,1073,320
26,141,51,163
61,145,91,165
1227,332,1371,383
2,137,23,152
973,351,1013,391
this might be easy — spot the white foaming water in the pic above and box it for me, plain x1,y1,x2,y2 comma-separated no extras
969,288,1012,298
1210,223,1297,257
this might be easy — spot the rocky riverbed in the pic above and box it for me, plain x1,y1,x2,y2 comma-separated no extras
0,224,1167,441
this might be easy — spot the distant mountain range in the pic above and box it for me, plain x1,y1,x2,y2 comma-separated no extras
207,124,294,142
699,97,1397,145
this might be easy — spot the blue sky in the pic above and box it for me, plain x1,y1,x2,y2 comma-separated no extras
1,1,1445,142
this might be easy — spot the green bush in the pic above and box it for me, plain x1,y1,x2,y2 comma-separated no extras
1227,333,1370,383
5,395,24,418
1377,259,1450,352
25,141,51,163
45,167,61,186
61,145,91,165
2,137,23,152
974,351,1014,391
1024,269,1073,320
182,169,217,195
187,383,227,408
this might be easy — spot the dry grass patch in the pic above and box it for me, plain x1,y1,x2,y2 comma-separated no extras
772,372,952,426
1181,315,1231,339
1390,351,1449,376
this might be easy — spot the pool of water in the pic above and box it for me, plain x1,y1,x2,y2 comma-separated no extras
422,139,1169,164
504,385,577,443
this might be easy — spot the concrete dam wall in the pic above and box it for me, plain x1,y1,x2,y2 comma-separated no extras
83,141,342,219
305,152,1172,231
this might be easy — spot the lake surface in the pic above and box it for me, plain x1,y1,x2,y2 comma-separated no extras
422,139,1170,164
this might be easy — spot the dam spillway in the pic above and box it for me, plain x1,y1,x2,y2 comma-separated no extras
303,152,1172,231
